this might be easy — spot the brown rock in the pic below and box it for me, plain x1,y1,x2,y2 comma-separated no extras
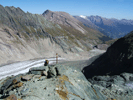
4,94,17,100
12,79,17,84
14,82,23,88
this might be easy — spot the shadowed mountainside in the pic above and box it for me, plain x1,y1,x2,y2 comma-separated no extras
83,31,133,79
82,31,133,100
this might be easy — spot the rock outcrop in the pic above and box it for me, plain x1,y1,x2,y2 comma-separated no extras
0,64,106,100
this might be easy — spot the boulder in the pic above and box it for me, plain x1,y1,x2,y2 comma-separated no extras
29,65,60,78
43,71,48,76
21,74,34,81
29,66,49,75
47,66,57,78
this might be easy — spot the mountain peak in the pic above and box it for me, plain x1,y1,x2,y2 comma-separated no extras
42,9,52,15
45,9,51,12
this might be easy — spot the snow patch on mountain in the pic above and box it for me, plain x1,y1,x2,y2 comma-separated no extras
80,15,87,19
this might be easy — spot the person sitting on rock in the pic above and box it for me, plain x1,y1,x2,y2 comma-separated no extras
44,59,49,66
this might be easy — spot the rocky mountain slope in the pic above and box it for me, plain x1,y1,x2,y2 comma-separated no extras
0,5,107,65
82,31,133,99
74,15,133,39
42,10,110,43
42,10,86,34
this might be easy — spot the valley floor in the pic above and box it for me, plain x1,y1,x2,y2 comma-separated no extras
0,49,105,80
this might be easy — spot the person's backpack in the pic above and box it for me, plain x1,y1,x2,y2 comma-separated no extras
44,60,49,66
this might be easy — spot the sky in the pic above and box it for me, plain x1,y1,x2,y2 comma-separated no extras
0,0,133,20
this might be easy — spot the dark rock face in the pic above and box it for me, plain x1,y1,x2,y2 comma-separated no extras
83,31,133,78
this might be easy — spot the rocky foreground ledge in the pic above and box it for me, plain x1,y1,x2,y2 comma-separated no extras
0,63,107,100
1,59,133,100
